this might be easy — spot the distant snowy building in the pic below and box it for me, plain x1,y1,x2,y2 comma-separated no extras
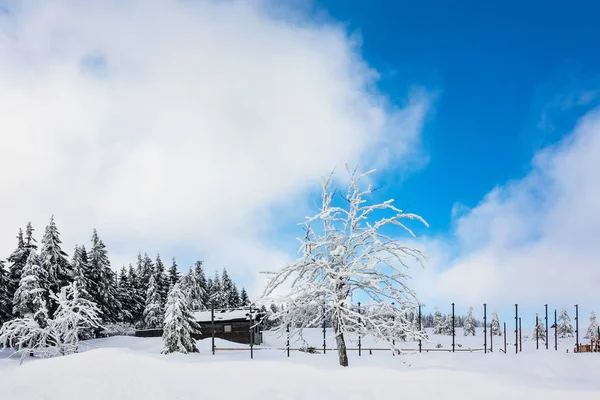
136,307,264,345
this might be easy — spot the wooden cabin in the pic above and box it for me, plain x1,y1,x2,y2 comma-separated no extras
135,307,264,345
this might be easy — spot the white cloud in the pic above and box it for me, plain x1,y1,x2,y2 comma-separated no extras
0,0,431,296
417,107,600,308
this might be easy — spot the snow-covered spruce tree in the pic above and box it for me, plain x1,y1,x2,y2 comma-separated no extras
463,306,476,336
154,254,170,307
127,264,145,323
162,282,200,354
533,314,546,342
229,283,241,308
179,267,203,310
39,216,72,316
168,258,180,289
71,246,93,302
89,230,121,322
12,252,47,319
261,166,428,367
194,261,209,310
442,314,453,336
240,287,250,307
584,311,599,339
6,229,29,313
491,311,501,336
143,275,164,328
221,269,235,307
433,308,443,335
0,261,12,325
209,271,227,308
557,307,574,338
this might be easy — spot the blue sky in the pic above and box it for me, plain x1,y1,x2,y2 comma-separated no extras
2,0,600,327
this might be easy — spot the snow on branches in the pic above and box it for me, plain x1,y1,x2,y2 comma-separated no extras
0,282,102,360
261,165,428,366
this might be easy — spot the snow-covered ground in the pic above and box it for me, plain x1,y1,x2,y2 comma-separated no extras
1,328,599,399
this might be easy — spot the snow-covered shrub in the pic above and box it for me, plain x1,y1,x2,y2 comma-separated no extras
97,322,136,337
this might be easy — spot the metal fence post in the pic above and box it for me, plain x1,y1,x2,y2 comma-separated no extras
358,302,362,357
554,309,557,351
503,322,507,354
323,306,326,355
490,322,493,352
515,304,518,354
545,304,549,350
249,304,254,359
519,317,522,352
418,304,422,354
286,322,290,358
536,315,539,350
211,302,215,356
483,303,487,354
451,303,455,353
575,304,579,353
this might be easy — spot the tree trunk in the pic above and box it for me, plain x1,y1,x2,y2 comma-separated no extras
333,317,349,367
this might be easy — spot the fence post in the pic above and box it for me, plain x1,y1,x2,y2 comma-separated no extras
554,309,558,351
211,302,215,356
418,304,422,354
503,322,507,353
249,304,254,360
323,306,326,355
519,317,522,352
515,304,518,354
286,322,290,358
575,304,579,353
536,315,539,350
358,301,362,357
490,322,493,352
545,304,548,350
483,303,487,354
451,303,455,353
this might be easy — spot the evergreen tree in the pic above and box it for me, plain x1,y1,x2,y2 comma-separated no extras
534,314,546,342
6,228,29,312
463,306,476,336
181,267,205,310
194,261,209,310
491,311,501,336
12,252,47,318
168,258,180,288
143,275,164,328
442,314,453,335
154,254,169,306
229,283,241,308
557,307,574,338
71,245,93,302
209,271,226,308
39,216,71,316
162,282,199,354
433,308,443,335
138,253,154,295
585,311,599,339
116,266,134,323
89,230,121,322
239,287,250,307
0,261,11,325
206,277,214,307
126,264,145,324
221,268,234,307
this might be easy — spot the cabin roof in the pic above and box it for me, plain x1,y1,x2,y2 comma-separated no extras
192,308,259,323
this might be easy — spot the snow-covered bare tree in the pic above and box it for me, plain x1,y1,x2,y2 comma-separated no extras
463,306,476,336
533,314,546,342
162,282,199,354
491,311,501,336
0,282,102,359
261,166,428,367
557,307,573,338
143,275,164,328
584,311,599,340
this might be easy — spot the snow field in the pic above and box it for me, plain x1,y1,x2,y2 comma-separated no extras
1,328,599,399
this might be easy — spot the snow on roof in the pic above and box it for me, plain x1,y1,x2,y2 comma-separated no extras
192,308,259,323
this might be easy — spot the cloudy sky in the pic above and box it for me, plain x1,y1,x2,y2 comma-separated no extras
1,0,599,325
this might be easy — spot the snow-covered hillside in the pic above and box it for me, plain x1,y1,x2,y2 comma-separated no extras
1,329,599,399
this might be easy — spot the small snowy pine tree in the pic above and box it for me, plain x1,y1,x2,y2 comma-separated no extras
143,275,164,328
491,311,501,336
584,311,599,340
557,307,574,338
168,258,180,288
39,216,72,316
12,252,47,318
194,261,209,310
240,287,250,307
533,314,546,342
0,261,11,325
162,283,199,354
463,306,476,336
433,308,443,335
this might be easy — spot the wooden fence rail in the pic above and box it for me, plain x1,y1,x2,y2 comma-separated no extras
214,347,485,353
